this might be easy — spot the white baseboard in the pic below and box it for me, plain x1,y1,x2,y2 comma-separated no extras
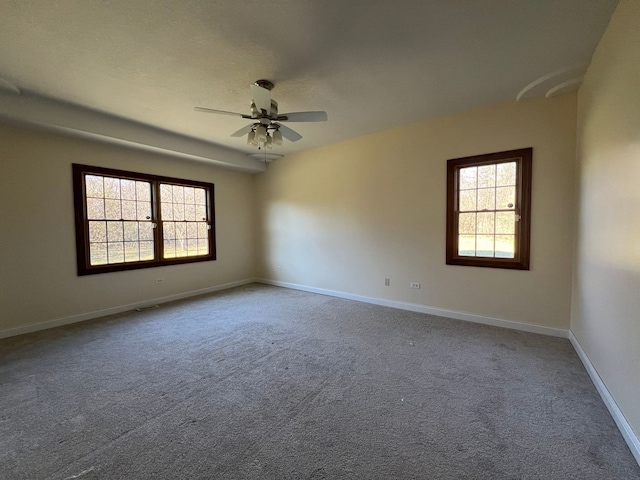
0,278,256,340
256,279,569,339
569,332,640,466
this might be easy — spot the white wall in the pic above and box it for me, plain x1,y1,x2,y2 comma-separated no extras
255,94,577,329
0,123,256,334
572,0,640,439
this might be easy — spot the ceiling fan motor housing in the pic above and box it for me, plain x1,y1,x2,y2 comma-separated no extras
250,99,277,117
254,79,274,91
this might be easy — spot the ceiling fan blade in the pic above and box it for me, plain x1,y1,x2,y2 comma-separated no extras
194,106,251,118
250,84,272,115
275,123,302,142
276,111,328,122
230,123,255,137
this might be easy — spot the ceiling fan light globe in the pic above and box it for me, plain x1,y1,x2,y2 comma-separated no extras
255,124,268,142
272,130,283,145
247,130,258,145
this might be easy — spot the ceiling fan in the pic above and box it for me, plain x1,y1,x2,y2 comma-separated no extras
194,79,328,149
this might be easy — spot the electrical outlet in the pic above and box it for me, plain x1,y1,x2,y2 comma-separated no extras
385,278,391,287
155,278,164,284
410,282,421,289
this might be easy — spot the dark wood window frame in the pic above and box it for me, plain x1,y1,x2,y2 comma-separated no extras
446,148,532,270
73,164,216,276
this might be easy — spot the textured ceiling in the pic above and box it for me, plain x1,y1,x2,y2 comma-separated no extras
0,0,619,166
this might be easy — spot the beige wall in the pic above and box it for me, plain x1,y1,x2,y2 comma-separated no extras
572,0,640,438
0,123,256,333
255,94,577,329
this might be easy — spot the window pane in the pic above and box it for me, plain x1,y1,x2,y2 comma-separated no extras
161,202,173,220
104,177,121,199
85,175,104,197
105,199,121,220
477,165,496,188
136,181,151,201
122,200,137,220
496,212,515,234
185,204,196,221
459,167,477,190
163,238,176,258
189,238,200,256
140,241,154,261
184,187,195,204
163,222,176,240
172,185,184,204
137,201,151,221
197,222,208,238
124,242,140,262
174,223,187,252
186,222,197,238
459,190,476,211
198,238,209,255
476,235,495,257
121,179,136,200
87,198,105,220
459,213,476,234
195,188,206,205
123,222,139,242
495,235,515,258
496,186,515,209
139,222,153,241
192,238,201,256
196,204,207,221
107,221,124,242
477,212,494,234
497,162,516,186
89,221,107,243
184,238,194,256
107,242,124,263
173,203,185,221
458,235,475,256
477,188,495,211
175,244,187,258
89,242,108,265
160,183,173,202
175,223,186,243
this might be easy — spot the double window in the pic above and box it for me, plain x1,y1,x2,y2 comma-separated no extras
72,164,216,275
446,148,532,270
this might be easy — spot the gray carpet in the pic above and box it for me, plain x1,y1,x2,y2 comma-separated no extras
1,284,638,479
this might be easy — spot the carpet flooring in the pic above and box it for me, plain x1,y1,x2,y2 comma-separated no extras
1,283,639,479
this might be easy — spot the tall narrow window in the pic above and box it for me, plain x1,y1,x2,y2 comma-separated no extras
73,164,216,275
446,148,532,270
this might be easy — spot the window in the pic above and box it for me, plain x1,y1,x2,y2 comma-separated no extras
72,164,216,275
446,148,531,270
